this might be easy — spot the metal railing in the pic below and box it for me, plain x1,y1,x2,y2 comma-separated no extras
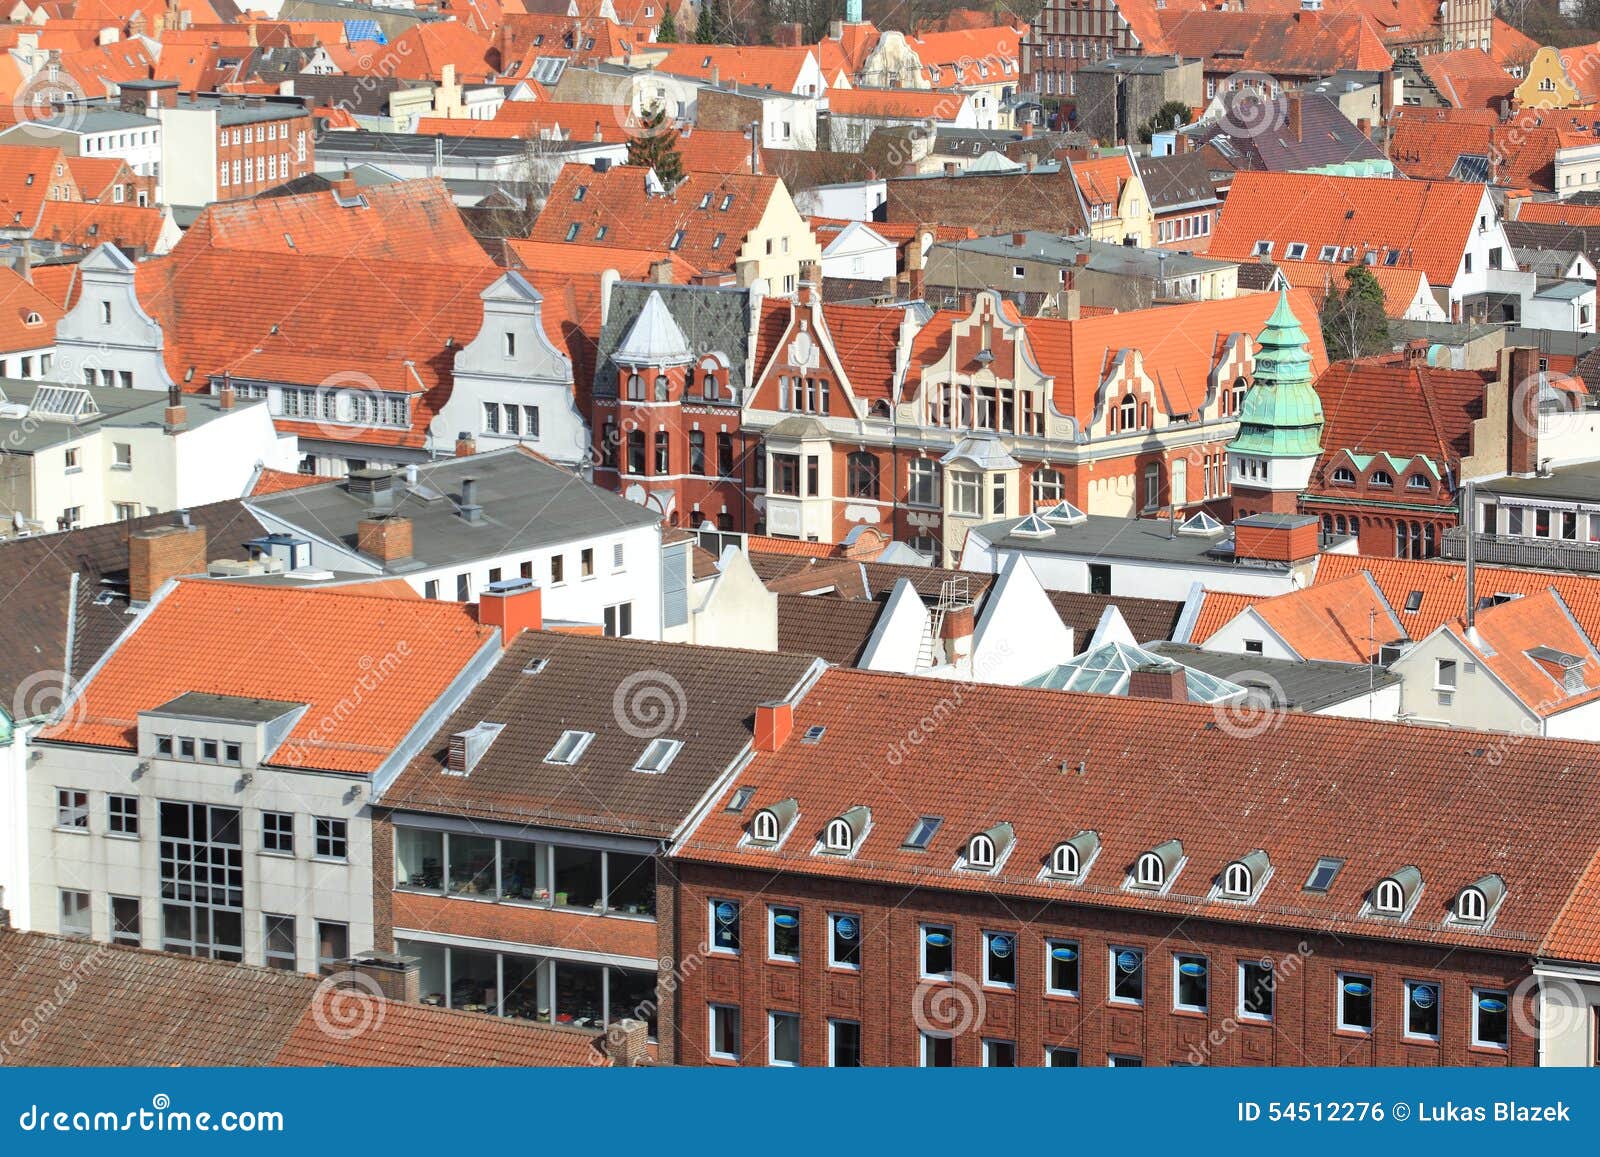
1440,527,1600,574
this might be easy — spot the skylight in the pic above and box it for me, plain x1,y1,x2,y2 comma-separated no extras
1303,857,1343,893
31,385,100,422
903,815,943,849
633,737,683,774
1403,590,1423,614
801,725,826,744
544,729,594,765
727,786,755,812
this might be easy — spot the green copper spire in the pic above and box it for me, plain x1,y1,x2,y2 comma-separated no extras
1230,289,1324,459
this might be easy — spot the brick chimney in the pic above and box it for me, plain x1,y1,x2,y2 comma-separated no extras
1286,93,1302,141
1128,661,1187,702
479,578,542,643
754,701,794,751
1012,231,1027,247
344,951,420,1001
129,521,207,603
940,603,975,666
1232,513,1321,564
1507,346,1540,476
1403,337,1429,365
455,432,476,457
357,513,413,564
218,382,236,410
164,384,186,433
603,1018,651,1066
1021,120,1034,139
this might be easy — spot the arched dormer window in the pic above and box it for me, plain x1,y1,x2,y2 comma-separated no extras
1374,877,1406,914
1369,469,1394,488
1407,473,1430,491
967,833,996,869
1230,377,1246,414
1223,862,1252,898
1331,466,1356,485
1051,842,1079,878
751,810,779,843
1136,852,1166,887
1456,886,1486,923
824,818,853,853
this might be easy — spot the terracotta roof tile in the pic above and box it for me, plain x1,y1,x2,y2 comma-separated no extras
1249,571,1406,662
0,266,63,354
34,200,168,251
654,43,815,92
249,466,338,495
1437,587,1600,717
674,666,1600,961
1211,172,1488,287
1157,10,1390,76
41,579,495,774
827,86,970,119
1186,589,1257,644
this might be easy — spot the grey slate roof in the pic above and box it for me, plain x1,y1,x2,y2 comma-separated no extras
1138,151,1219,213
248,447,660,571
1149,642,1401,713
257,71,425,118
383,631,820,838
594,281,755,401
0,382,249,454
1473,459,1600,504
1192,93,1383,172
937,230,1234,278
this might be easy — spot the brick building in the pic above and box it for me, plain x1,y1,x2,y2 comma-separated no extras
668,666,1600,1067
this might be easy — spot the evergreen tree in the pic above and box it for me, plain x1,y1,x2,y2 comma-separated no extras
1137,100,1191,144
658,3,677,42
625,103,686,187
1320,265,1391,361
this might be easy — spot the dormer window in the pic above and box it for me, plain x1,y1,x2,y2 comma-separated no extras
748,798,798,847
1047,830,1098,881
1369,469,1394,487
1456,886,1486,923
1407,473,1430,490
1220,850,1270,901
1331,466,1356,485
967,833,996,869
1453,874,1505,925
1371,866,1421,917
820,806,869,856
825,818,853,851
1132,838,1183,890
1285,242,1307,260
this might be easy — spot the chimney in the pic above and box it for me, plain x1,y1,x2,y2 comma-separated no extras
1357,117,1372,138
343,951,421,1001
754,700,794,751
455,432,476,457
1507,346,1540,476
940,603,975,666
1025,154,1037,172
332,170,357,200
357,513,413,564
458,476,484,524
1021,120,1034,139
650,258,674,284
128,522,207,603
943,161,959,176
710,64,719,86
1404,337,1429,365
603,1018,651,1066
218,382,235,410
1075,251,1092,266
1232,513,1320,563
1012,231,1027,247
1128,660,1188,702
478,577,542,644
164,384,186,433
1286,93,1302,141
1172,131,1188,154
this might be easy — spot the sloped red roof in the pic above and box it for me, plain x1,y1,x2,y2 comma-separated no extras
1416,47,1518,110
1250,571,1406,662
0,144,66,234
1186,589,1257,644
0,266,63,355
1516,200,1600,228
1389,109,1558,190
1210,172,1487,287
1157,10,1390,76
40,580,495,774
675,666,1600,961
1437,588,1600,718
249,467,337,496
827,86,969,120
371,20,496,82
34,200,167,252
654,43,815,92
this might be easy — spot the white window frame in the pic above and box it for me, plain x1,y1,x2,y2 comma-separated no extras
828,912,861,970
920,922,954,979
1404,980,1441,1041
56,788,89,830
1374,878,1406,914
823,817,853,853
1173,953,1209,1013
919,1031,953,1067
1109,945,1145,1006
767,904,800,963
827,1018,861,1067
1338,973,1374,1033
1045,939,1080,996
767,1010,800,1067
1222,862,1252,898
1135,852,1165,888
982,930,1016,989
709,898,741,955
1472,988,1509,1049
1050,841,1079,879
708,1003,741,1060
966,833,996,869
1239,960,1274,1021
1456,887,1486,923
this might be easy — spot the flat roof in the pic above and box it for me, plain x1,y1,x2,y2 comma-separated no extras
1479,460,1600,504
147,691,306,723
937,230,1234,276
0,382,252,453
1149,642,1400,713
971,513,1286,571
248,447,661,570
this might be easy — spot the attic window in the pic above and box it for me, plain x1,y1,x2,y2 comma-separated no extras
1252,240,1272,257
521,658,549,675
699,192,712,209
24,312,41,326
902,815,943,850
711,232,725,250
966,833,996,869
1135,852,1166,887
720,194,733,211
1050,842,1080,879
669,230,686,250
1384,249,1401,266
1331,467,1356,485
1303,857,1343,892
633,737,682,774
727,786,755,812
574,185,587,201
824,818,853,852
544,729,594,765
801,725,826,744
1403,590,1423,613
445,721,504,776
1456,886,1486,923
1285,242,1307,260
1317,244,1338,262
702,55,712,66
1373,878,1406,914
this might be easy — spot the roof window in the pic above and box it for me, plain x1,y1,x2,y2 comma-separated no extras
960,822,1014,872
902,815,943,850
1131,839,1183,891
1303,857,1342,892
727,786,755,812
1220,849,1270,901
544,729,594,765
820,806,869,855
633,737,683,774
1047,830,1098,881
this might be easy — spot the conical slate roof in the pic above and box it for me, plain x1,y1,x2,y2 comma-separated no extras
1230,289,1324,459
613,290,693,367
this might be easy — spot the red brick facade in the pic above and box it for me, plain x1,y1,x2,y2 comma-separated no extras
673,862,1534,1068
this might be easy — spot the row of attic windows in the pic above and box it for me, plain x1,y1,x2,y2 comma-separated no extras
738,799,1506,929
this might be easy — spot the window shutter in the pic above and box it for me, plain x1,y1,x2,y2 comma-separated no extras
662,542,689,628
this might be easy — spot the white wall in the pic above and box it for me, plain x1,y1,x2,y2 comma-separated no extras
792,181,887,220
154,105,219,208
1202,608,1299,661
961,532,1301,599
51,245,175,393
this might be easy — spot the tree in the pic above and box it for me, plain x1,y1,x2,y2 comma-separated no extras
625,103,686,187
1320,265,1391,361
475,133,568,238
696,0,733,43
658,3,678,42
1137,99,1191,144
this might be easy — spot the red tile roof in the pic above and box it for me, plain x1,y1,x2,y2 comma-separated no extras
1389,109,1558,189
1069,152,1131,207
1156,10,1391,76
0,144,67,234
1436,588,1600,718
64,154,133,201
1416,47,1518,110
1246,571,1406,662
0,266,64,355
249,466,337,496
370,20,496,82
826,86,970,120
528,163,795,275
40,580,495,774
1270,260,1438,319
904,24,1025,88
34,200,168,252
675,666,1600,960
654,43,815,92
1210,172,1488,287
1186,589,1256,644
1515,200,1600,228
1314,552,1600,644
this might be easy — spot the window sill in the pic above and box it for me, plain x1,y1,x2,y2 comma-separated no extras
54,826,90,835
1044,991,1080,1003
64,467,83,476
258,849,296,860
1402,1035,1441,1047
766,957,800,968
825,964,861,976
1467,1042,1508,1056
1107,998,1144,1009
311,856,350,866
105,831,140,842
1333,1027,1373,1040
1172,1007,1208,1019
110,463,132,472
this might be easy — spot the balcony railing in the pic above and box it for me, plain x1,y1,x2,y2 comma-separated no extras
1440,526,1600,574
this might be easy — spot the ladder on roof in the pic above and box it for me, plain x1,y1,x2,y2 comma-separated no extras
918,576,972,669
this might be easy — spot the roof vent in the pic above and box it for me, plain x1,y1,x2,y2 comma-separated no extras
457,476,484,524
346,467,396,506
445,721,504,776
